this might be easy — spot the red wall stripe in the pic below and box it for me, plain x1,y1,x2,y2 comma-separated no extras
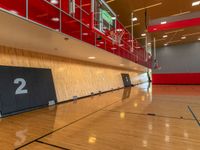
153,73,200,85
148,17,200,33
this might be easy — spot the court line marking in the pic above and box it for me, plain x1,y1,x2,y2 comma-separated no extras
16,100,119,150
188,106,200,126
104,109,195,121
36,141,69,150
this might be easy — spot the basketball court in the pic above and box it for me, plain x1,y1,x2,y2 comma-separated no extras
0,84,199,149
0,0,200,149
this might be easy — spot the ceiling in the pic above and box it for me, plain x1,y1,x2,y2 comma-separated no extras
105,0,200,47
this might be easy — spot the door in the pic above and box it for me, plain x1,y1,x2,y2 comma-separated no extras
121,73,132,87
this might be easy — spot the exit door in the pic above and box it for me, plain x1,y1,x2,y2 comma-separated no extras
121,73,132,87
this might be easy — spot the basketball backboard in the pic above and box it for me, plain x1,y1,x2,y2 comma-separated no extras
92,0,116,35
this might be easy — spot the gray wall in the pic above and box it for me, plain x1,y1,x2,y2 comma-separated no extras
153,42,200,74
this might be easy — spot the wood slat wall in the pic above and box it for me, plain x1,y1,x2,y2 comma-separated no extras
0,45,147,102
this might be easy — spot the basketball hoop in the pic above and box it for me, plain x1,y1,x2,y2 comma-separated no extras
106,29,125,45
153,59,161,70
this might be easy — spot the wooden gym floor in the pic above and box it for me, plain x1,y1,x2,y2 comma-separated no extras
0,83,200,150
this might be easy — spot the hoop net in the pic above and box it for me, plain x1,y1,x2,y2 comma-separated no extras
106,29,125,45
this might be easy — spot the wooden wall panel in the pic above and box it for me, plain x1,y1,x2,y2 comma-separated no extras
0,45,147,102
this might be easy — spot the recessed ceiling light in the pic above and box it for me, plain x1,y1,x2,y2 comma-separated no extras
120,64,124,66
148,43,151,45
51,17,59,22
181,36,186,39
141,33,146,37
163,35,168,38
88,56,96,60
198,38,200,40
51,0,58,4
164,43,168,46
161,21,167,25
132,17,138,22
192,1,200,6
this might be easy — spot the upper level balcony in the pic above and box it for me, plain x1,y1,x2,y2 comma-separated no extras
0,0,152,69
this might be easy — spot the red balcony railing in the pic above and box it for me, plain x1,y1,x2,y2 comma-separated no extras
0,0,152,68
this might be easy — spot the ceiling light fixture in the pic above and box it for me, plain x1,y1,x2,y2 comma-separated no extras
165,29,184,34
106,0,115,4
183,32,200,37
164,43,168,46
88,56,96,60
192,1,200,6
171,11,191,16
120,64,124,66
181,36,186,39
163,35,168,38
161,21,167,25
168,40,181,44
198,38,200,40
132,17,138,22
141,33,146,37
133,2,162,12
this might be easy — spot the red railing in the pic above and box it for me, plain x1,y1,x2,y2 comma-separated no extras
0,0,152,68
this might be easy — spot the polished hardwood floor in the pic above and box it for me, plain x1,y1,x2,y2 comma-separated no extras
0,83,200,150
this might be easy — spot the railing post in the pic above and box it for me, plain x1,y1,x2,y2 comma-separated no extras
131,12,134,53
26,0,28,19
153,37,156,61
90,0,94,30
145,36,148,62
80,0,82,40
60,0,62,32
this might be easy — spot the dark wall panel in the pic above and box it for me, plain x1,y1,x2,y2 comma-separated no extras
121,73,132,87
0,66,57,116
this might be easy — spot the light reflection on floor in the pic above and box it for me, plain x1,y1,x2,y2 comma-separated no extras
0,83,199,150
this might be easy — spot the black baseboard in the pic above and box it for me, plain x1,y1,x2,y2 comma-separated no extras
57,87,124,105
1,82,148,118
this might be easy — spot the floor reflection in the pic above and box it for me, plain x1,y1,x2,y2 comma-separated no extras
0,83,199,150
